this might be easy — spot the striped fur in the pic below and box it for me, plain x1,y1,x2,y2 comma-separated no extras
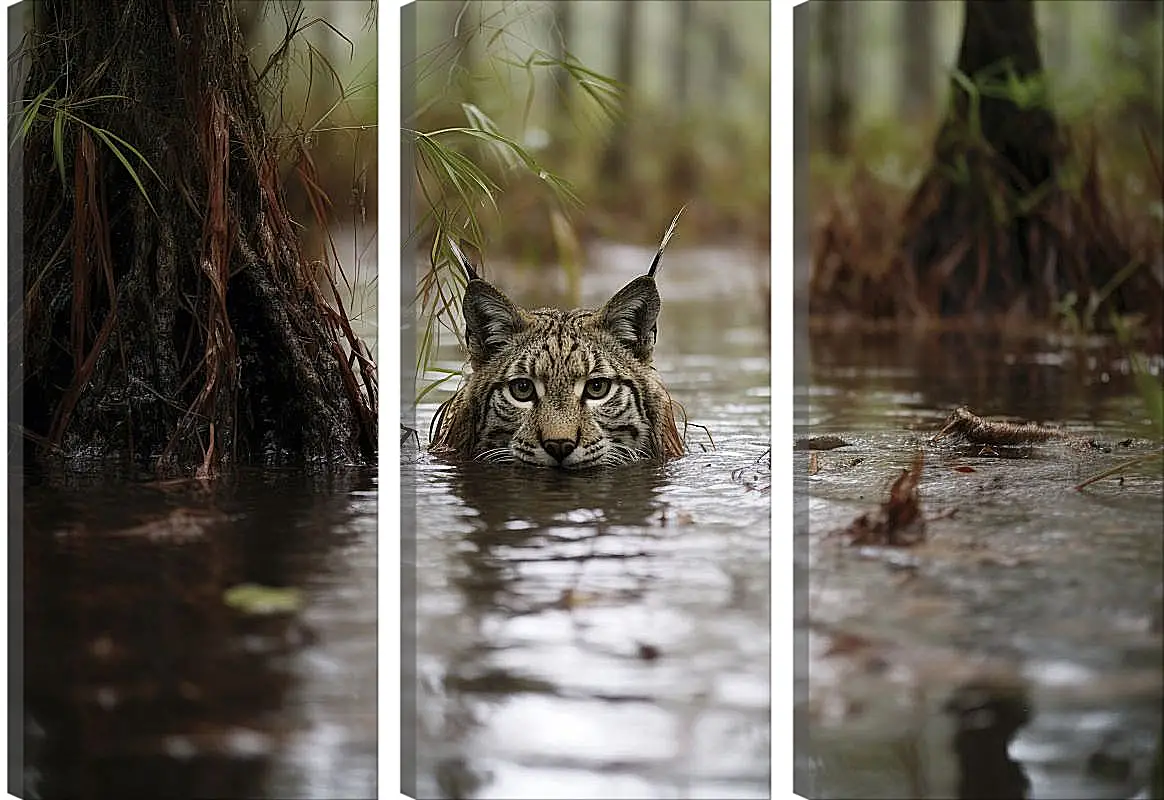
430,274,684,470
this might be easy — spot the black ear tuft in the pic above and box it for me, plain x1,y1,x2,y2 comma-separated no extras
463,280,526,368
448,237,483,282
598,275,661,362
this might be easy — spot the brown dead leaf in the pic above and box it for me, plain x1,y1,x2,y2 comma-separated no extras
842,451,926,546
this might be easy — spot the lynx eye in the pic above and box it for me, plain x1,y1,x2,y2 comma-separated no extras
583,377,613,400
507,377,537,402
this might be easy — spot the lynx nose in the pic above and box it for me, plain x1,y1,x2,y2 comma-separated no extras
541,438,576,464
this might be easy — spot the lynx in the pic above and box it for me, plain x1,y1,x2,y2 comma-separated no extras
430,217,686,470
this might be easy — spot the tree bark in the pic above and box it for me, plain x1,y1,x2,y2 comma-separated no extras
18,0,376,473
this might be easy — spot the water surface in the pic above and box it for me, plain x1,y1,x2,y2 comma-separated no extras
404,243,772,799
19,467,377,799
796,328,1163,799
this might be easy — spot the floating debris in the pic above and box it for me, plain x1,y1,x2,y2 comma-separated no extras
794,435,851,451
223,584,303,616
809,454,864,475
636,642,662,661
841,451,926,547
931,406,1103,450
731,447,771,493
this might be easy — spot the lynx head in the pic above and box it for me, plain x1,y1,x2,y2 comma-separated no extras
431,212,686,470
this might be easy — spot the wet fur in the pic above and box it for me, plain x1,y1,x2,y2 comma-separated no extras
430,275,684,469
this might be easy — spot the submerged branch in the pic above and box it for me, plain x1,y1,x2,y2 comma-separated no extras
931,406,1077,447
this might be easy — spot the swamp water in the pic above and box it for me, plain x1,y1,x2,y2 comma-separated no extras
797,328,1163,799
403,244,772,799
18,468,378,799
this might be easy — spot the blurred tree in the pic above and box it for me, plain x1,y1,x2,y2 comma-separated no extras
712,13,743,100
551,0,573,122
1113,0,1163,141
899,0,935,121
900,0,1154,320
15,0,376,472
674,0,693,111
818,0,854,156
666,2,699,200
598,0,638,187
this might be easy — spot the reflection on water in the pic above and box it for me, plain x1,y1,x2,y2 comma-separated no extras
405,244,771,799
797,328,1163,800
20,468,377,800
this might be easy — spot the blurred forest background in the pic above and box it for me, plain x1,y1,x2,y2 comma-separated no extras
406,0,771,264
808,0,1162,156
806,0,1163,335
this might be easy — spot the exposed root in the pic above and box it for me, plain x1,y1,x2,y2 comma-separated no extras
930,406,1105,452
931,406,1068,446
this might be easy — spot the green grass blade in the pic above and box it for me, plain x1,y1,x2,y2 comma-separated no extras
52,109,67,188
416,373,459,403
88,126,157,214
11,82,56,150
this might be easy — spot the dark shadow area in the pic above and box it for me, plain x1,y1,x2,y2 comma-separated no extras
20,468,377,800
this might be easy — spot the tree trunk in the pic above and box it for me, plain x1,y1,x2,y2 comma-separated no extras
598,0,637,186
673,0,693,111
818,0,854,156
898,0,1157,322
899,0,935,122
711,14,741,100
665,1,700,201
18,0,376,473
551,0,572,121
950,0,1055,191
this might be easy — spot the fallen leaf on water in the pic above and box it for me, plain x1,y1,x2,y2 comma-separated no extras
953,465,976,473
841,451,926,546
223,584,303,616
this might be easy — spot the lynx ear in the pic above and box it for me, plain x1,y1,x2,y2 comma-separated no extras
463,279,527,368
598,275,661,362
